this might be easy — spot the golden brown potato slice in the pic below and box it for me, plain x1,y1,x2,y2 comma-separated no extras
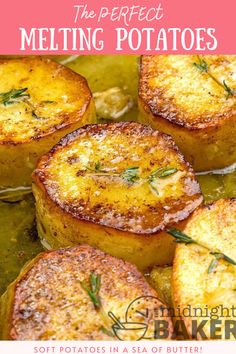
139,55,236,171
32,122,203,270
0,57,95,187
1,245,173,340
173,199,236,340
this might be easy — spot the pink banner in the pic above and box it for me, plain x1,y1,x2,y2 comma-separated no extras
0,0,235,54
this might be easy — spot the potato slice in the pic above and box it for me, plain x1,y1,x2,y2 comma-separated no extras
0,57,95,187
32,122,203,270
173,199,236,340
139,55,236,171
1,245,173,340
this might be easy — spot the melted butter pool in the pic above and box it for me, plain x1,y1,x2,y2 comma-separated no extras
0,55,235,295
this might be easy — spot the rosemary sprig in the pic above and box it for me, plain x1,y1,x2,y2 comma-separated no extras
81,273,115,336
167,228,197,244
120,167,139,184
159,168,178,178
193,55,236,99
149,167,178,181
210,252,236,266
86,164,140,184
0,87,55,119
193,56,208,72
80,272,101,309
83,162,178,196
167,228,236,273
207,252,236,274
0,88,30,106
148,167,178,196
208,258,219,274
223,80,236,99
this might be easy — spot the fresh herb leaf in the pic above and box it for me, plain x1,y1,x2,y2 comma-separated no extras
149,167,178,181
168,228,236,272
149,181,159,196
210,252,236,266
148,167,178,196
149,168,162,182
208,258,219,274
90,272,101,294
0,87,30,106
193,56,236,99
120,167,139,184
207,252,236,274
100,326,114,337
193,56,208,72
223,80,236,99
84,162,178,193
80,272,102,309
167,228,196,244
159,168,178,178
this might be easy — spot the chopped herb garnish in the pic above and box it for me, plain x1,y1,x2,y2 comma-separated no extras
210,252,236,266
167,228,196,244
149,181,159,196
149,168,163,182
208,258,219,274
223,80,236,99
207,252,236,274
148,167,178,196
159,168,178,178
80,272,101,309
81,273,115,334
193,56,236,99
120,167,139,184
84,162,178,195
168,228,236,273
193,56,208,72
0,87,30,106
150,167,178,180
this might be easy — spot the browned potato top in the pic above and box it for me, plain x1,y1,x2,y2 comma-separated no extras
139,55,236,130
0,57,92,144
173,199,236,340
33,122,202,234
3,245,173,340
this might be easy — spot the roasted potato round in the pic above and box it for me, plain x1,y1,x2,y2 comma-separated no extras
139,55,236,171
173,199,236,340
32,122,203,270
1,245,173,340
0,57,95,188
